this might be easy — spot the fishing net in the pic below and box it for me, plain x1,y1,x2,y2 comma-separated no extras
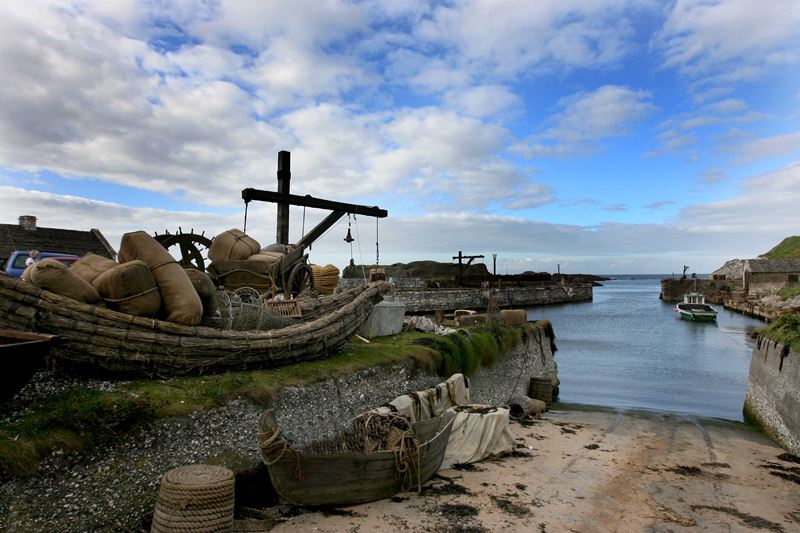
202,287,298,331
301,411,423,492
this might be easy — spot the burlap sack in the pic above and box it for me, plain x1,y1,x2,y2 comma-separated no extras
247,252,284,265
93,260,161,317
208,229,260,262
261,243,295,254
28,258,100,304
118,231,202,326
70,253,117,284
20,264,34,282
207,259,276,291
184,268,217,313
500,309,527,326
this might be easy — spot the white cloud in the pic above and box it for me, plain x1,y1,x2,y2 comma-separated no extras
504,184,555,210
657,0,800,81
731,132,800,164
644,201,675,210
514,85,656,157
678,161,800,235
444,85,522,118
415,0,650,78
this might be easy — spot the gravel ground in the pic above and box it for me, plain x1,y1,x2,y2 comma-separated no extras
1,328,553,531
1,372,263,532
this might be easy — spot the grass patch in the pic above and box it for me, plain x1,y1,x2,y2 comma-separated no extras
760,314,800,352
778,287,800,301
761,236,800,259
0,323,536,479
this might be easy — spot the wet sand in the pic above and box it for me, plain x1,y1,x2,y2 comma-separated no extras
250,407,800,532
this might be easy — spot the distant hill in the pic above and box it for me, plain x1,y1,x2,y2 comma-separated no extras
760,236,800,259
342,260,489,279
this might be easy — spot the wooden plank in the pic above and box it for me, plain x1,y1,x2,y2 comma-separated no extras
241,189,387,218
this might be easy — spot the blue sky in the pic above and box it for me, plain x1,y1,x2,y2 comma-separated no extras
0,0,799,274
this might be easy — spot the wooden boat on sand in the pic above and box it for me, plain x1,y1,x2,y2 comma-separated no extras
259,408,455,506
0,273,389,377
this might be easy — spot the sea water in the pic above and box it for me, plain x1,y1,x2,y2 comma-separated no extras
526,277,765,421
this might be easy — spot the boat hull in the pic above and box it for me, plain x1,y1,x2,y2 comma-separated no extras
676,303,717,322
0,329,59,401
0,274,389,377
260,411,455,507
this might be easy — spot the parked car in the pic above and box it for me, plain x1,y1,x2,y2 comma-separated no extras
2,251,80,278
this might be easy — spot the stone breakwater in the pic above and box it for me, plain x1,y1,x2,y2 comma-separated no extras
379,285,592,313
744,336,800,455
659,278,738,303
0,324,556,532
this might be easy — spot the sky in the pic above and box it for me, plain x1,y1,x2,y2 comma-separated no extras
1,0,799,275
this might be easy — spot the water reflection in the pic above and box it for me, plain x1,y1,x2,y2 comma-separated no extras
527,278,765,421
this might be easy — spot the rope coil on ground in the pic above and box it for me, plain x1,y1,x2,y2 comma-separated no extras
151,464,235,533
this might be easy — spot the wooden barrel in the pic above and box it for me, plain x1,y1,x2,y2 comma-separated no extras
528,377,553,404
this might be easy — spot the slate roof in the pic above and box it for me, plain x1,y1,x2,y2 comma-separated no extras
745,259,800,273
0,221,116,263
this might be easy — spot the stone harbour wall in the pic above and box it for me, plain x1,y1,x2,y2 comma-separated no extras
396,285,592,313
660,278,741,303
275,322,558,444
743,336,800,455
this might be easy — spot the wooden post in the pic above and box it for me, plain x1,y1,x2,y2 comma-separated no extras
276,151,291,245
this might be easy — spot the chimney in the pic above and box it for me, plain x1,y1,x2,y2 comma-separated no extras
19,215,37,231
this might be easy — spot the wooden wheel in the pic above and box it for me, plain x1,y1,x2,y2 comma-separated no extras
154,229,212,272
286,262,314,298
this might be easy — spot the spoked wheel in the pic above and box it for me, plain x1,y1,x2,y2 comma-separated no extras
286,262,314,298
154,229,212,272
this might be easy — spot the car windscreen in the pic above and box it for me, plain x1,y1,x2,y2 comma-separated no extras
13,255,28,268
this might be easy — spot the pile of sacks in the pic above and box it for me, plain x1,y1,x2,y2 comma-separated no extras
206,229,292,291
22,231,216,326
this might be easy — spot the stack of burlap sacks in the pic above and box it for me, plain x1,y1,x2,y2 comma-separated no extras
22,231,216,326
207,229,336,294
21,227,340,325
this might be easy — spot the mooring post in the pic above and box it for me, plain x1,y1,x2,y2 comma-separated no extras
276,151,291,245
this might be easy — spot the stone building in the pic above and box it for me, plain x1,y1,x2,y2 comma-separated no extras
743,259,800,297
0,215,116,267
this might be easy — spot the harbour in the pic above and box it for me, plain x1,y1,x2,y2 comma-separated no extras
529,277,764,421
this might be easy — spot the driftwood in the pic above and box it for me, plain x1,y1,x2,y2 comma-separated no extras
0,274,389,377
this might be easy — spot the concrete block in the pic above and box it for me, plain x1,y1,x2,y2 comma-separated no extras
358,300,406,338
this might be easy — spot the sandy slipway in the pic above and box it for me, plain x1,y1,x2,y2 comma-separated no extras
263,408,800,533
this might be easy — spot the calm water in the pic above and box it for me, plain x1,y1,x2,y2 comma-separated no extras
526,278,765,421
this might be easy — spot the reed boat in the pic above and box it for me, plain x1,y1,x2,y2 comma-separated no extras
0,273,389,377
258,409,455,507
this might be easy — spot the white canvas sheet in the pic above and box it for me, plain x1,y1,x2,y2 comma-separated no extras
440,405,515,468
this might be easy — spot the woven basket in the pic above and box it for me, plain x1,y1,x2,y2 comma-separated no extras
151,464,235,533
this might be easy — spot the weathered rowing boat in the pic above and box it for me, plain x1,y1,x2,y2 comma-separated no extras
0,329,60,401
0,273,389,377
258,408,455,506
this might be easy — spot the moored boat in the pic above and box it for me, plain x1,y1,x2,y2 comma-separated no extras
675,287,718,322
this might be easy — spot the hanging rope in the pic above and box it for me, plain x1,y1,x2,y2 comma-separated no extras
243,201,250,234
301,206,306,238
376,218,380,266
354,215,367,280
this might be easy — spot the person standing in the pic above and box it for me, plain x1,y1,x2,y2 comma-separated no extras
25,250,40,267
